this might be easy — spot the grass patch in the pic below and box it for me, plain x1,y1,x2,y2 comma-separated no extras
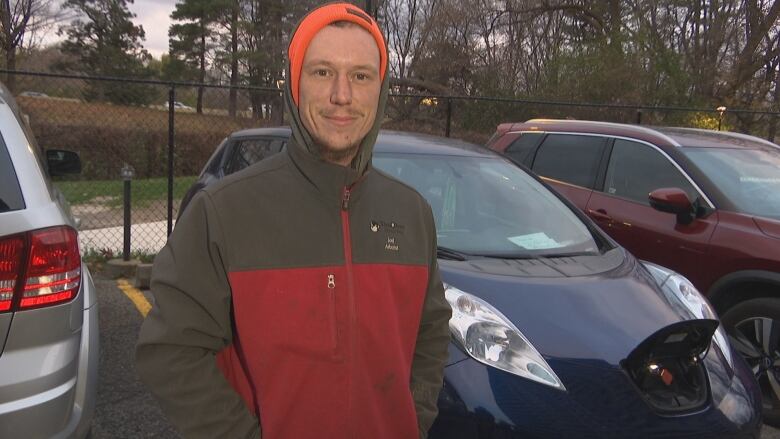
83,248,157,264
55,176,198,207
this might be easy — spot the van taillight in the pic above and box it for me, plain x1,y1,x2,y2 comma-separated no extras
0,226,80,313
0,236,24,311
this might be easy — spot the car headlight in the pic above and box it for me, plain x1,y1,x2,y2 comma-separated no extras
444,283,565,390
641,262,733,367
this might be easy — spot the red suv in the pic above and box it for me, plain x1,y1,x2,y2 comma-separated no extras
488,119,780,423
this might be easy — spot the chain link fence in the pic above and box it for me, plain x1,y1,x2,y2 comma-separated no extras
4,70,779,258
5,70,282,257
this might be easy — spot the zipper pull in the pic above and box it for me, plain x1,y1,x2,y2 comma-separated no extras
341,187,351,210
327,274,335,289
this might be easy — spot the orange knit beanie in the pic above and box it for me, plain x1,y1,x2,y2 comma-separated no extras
288,3,387,106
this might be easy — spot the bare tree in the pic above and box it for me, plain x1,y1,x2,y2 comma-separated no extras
382,0,438,80
0,0,63,90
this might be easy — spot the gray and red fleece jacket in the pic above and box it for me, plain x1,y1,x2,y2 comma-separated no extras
135,20,451,438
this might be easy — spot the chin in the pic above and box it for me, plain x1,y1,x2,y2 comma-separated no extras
321,140,355,152
322,133,362,149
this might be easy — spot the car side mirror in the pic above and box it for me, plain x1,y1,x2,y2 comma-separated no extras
648,188,695,225
46,149,82,176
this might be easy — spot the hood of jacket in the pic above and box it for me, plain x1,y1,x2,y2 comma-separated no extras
283,6,390,200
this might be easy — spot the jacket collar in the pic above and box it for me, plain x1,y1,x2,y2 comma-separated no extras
285,138,365,207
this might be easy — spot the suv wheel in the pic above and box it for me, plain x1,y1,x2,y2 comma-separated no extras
722,297,780,426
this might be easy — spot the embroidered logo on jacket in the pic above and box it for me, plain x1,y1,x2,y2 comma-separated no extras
369,220,405,234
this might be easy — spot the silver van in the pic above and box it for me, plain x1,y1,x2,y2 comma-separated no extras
0,83,98,438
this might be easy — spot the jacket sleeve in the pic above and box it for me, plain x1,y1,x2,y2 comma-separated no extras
135,191,261,439
411,204,452,439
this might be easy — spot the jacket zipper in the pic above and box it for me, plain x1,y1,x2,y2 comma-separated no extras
327,274,337,348
341,185,356,438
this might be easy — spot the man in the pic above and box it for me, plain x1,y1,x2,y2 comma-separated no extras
135,3,452,439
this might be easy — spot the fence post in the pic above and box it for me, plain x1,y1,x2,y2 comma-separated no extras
445,98,452,138
167,85,175,237
636,109,642,125
121,164,135,261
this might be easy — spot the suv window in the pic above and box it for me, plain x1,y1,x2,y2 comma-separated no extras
226,137,286,175
0,136,24,212
532,134,606,188
604,139,698,204
505,132,542,165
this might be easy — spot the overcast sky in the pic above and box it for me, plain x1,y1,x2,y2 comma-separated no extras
44,0,175,59
130,0,175,58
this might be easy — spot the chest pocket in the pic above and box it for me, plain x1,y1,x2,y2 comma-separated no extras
229,266,343,359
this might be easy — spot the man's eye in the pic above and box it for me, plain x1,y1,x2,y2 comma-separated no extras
315,69,329,77
355,73,369,81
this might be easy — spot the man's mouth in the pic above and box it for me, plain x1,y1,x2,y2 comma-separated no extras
323,114,359,126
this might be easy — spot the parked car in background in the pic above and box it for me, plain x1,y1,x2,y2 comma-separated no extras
17,91,49,98
179,127,761,438
163,101,195,112
0,83,99,437
488,118,780,425
177,127,288,220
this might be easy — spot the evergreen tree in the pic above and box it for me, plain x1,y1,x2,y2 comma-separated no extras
58,0,155,105
169,0,226,113
237,0,315,122
211,0,239,116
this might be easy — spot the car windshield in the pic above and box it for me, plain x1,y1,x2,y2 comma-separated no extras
680,146,780,220
373,153,600,258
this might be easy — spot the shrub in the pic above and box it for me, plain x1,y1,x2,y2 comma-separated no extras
17,96,267,179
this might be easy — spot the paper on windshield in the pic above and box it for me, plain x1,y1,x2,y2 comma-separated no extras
508,232,562,250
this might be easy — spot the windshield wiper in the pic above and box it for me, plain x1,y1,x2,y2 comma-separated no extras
437,246,469,261
538,251,600,259
472,250,599,260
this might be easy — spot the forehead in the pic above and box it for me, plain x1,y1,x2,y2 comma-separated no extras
303,25,380,68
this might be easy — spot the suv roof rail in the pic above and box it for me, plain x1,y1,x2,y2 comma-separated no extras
520,118,681,147
659,126,780,150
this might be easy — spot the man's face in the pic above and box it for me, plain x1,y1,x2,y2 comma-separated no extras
298,24,381,166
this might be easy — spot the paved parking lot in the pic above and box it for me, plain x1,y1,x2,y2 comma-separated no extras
91,275,179,438
92,272,780,438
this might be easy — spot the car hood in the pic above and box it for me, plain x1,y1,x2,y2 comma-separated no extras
439,248,693,367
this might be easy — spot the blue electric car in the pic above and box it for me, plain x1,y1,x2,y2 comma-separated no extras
180,128,761,438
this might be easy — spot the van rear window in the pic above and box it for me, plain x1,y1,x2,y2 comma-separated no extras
0,136,24,213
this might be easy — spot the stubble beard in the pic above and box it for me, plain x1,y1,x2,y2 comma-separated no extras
315,137,361,166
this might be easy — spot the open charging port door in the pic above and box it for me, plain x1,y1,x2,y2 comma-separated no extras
622,319,719,414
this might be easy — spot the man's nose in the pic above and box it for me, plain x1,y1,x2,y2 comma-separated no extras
330,73,352,105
